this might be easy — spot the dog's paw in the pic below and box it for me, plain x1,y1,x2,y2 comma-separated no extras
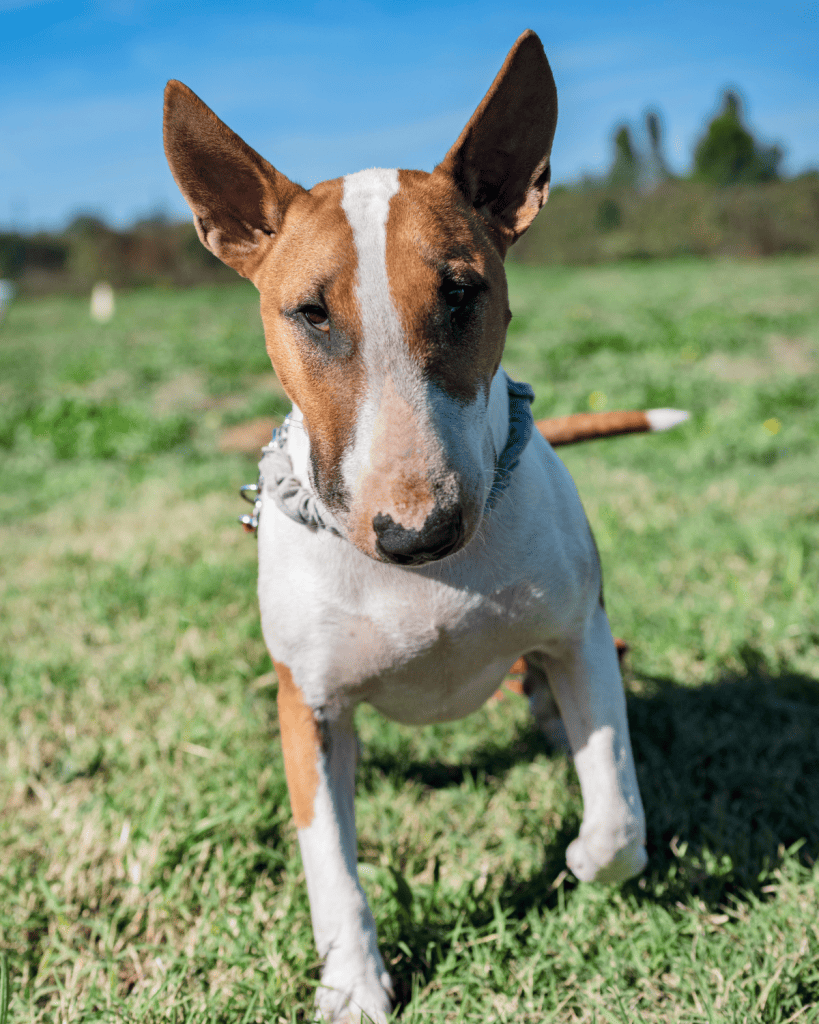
315,968,393,1024
566,831,647,885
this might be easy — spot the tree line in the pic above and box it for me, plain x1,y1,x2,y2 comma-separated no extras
1,89,817,291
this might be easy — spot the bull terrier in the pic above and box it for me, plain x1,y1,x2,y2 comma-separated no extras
164,30,685,1022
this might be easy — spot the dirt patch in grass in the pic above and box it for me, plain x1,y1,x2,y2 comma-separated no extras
218,416,277,454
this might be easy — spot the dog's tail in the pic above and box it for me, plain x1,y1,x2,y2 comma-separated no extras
536,408,689,447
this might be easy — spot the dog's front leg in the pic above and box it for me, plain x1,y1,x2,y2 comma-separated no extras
274,662,393,1024
532,603,648,885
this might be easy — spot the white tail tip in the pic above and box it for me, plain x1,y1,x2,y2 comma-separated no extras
645,408,690,432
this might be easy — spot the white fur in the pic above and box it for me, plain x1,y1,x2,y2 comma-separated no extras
646,407,689,431
340,168,402,363
340,168,423,500
298,718,393,1023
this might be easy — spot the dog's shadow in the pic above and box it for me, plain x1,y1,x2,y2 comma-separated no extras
359,668,819,1005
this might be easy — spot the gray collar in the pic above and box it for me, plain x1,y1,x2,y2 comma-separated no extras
240,371,534,536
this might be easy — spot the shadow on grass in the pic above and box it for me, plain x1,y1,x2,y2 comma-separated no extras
626,668,819,903
361,721,554,791
361,669,819,1006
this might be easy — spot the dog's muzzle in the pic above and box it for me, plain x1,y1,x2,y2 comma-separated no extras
242,373,535,555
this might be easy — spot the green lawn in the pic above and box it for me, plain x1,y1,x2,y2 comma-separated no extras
1,256,818,1022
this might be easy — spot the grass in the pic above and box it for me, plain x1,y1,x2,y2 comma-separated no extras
1,256,818,1022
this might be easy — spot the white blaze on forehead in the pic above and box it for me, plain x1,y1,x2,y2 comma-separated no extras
341,168,403,358
340,167,421,502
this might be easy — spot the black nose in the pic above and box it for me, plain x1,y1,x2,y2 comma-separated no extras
373,509,463,565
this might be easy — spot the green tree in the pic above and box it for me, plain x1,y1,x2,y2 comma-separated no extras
645,109,671,184
693,90,782,186
609,125,640,188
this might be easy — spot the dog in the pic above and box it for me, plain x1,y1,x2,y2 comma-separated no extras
163,30,686,1022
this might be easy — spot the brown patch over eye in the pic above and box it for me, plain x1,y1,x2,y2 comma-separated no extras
302,305,330,331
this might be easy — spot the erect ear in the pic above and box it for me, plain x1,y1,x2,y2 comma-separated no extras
163,80,306,281
436,30,558,252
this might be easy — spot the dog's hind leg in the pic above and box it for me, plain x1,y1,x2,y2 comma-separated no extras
516,657,570,753
527,604,647,885
517,637,629,752
274,662,393,1024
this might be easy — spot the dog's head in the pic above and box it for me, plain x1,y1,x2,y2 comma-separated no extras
164,30,557,564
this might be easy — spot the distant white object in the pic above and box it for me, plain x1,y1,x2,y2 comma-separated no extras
90,281,115,323
0,279,16,323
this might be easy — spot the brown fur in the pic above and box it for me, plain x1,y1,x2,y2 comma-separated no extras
255,180,367,510
437,30,557,251
274,661,321,829
537,410,652,447
385,170,510,404
162,35,559,542
163,81,305,279
163,91,369,512
499,638,630,700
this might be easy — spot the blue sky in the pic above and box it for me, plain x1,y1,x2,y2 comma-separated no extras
1,0,817,231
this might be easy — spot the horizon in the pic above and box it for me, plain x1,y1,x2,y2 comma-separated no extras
2,0,817,233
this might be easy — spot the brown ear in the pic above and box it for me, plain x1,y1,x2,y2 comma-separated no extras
163,80,306,280
436,30,557,251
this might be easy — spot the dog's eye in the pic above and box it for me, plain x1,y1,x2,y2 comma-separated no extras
301,305,330,332
445,286,467,310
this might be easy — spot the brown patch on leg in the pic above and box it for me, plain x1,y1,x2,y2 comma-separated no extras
508,656,528,676
489,656,528,701
274,661,321,829
614,637,629,663
503,676,526,696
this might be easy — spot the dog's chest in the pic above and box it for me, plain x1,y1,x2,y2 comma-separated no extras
257,512,547,724
335,573,535,724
